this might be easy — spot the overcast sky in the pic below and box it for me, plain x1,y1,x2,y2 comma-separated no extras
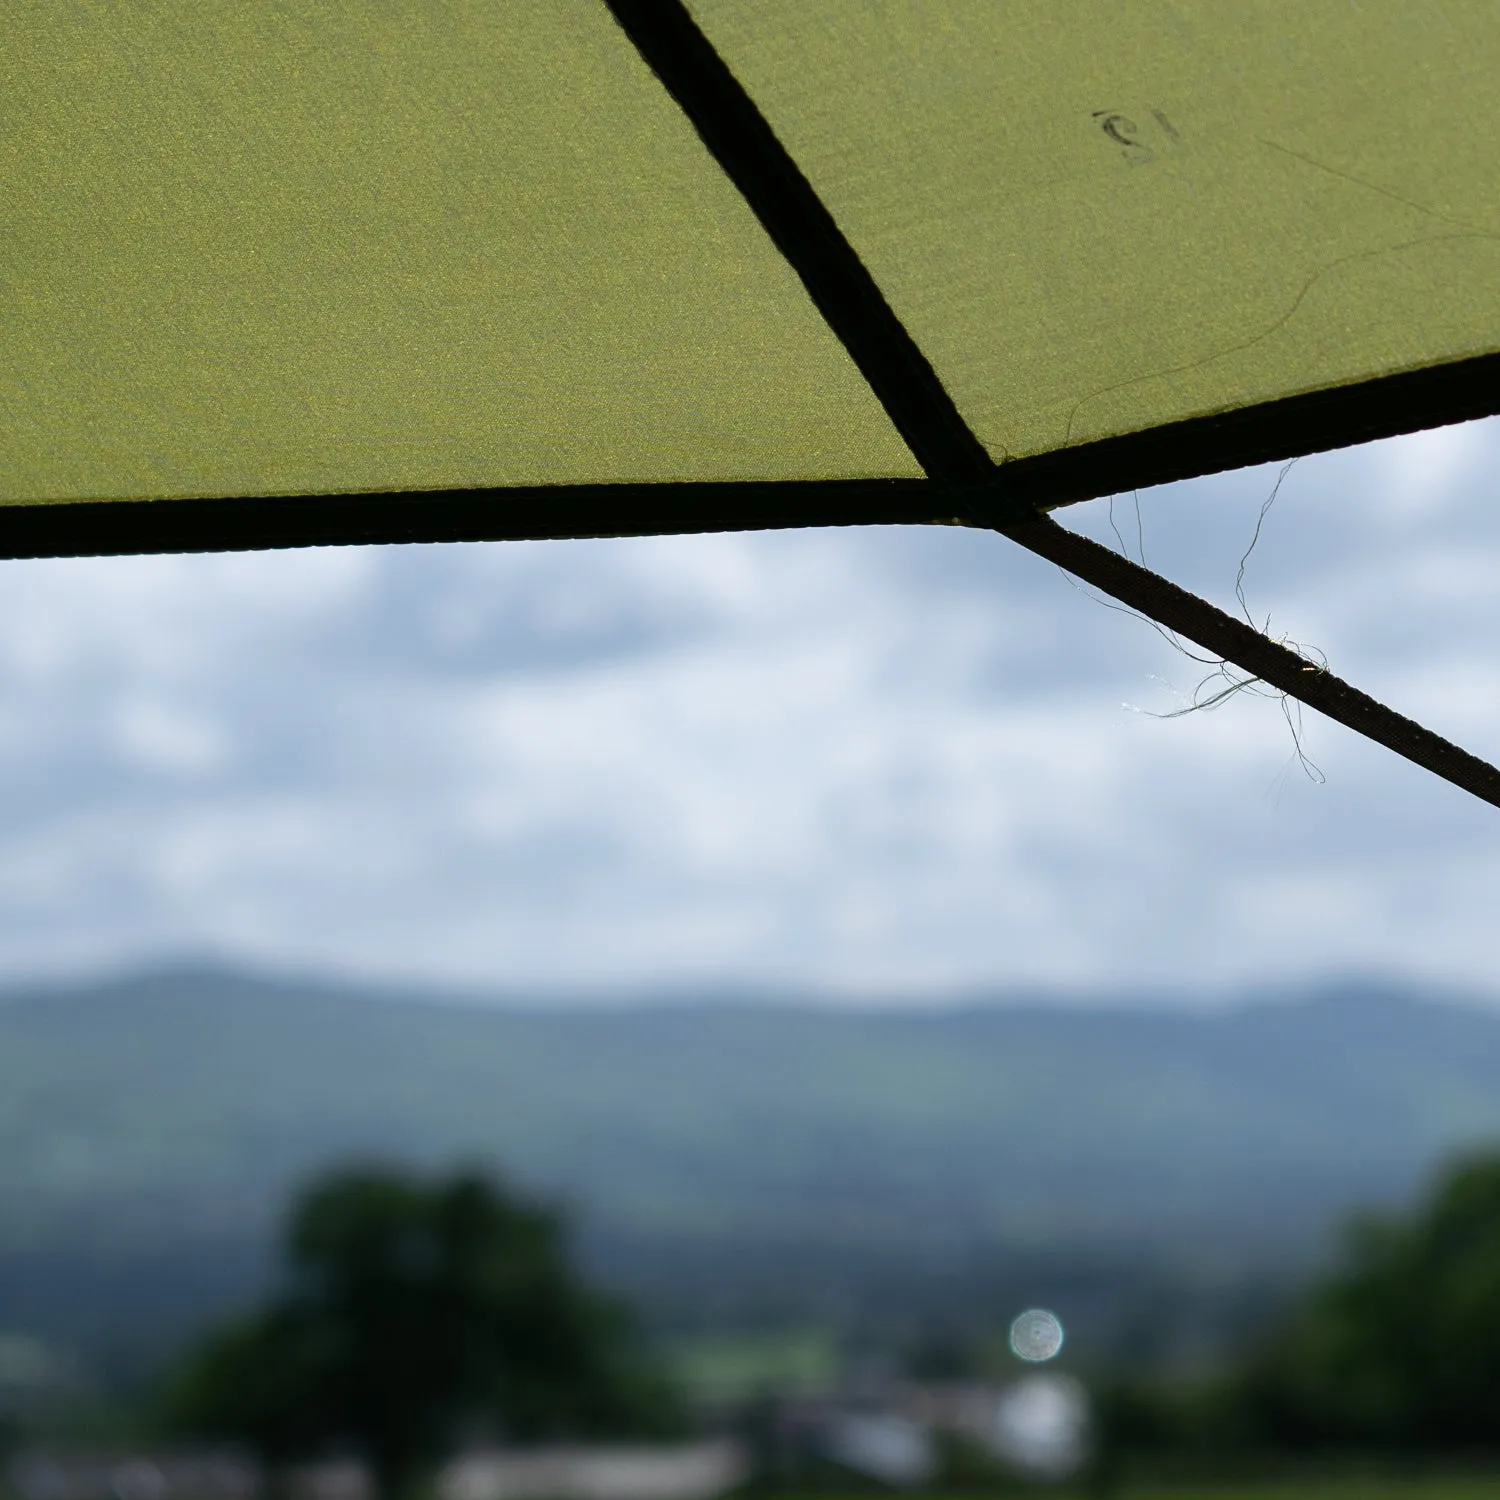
1,417,1497,1000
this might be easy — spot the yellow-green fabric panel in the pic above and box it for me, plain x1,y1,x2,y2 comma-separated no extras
0,2,918,505
692,1,1500,464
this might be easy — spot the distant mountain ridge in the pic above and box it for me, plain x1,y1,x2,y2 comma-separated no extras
2,968,1499,1363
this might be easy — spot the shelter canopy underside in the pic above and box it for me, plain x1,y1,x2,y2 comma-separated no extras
0,0,917,508
4,0,1500,547
6,0,1500,804
692,0,1500,466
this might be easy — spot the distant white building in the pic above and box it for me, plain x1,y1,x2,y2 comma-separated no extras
11,1453,256,1500
438,1442,747,1500
13,1442,746,1500
897,1376,1091,1480
816,1414,935,1488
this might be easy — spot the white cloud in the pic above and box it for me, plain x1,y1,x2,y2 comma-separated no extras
0,418,1498,997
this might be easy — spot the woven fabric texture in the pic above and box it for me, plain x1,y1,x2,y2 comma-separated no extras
693,0,1500,464
0,0,917,505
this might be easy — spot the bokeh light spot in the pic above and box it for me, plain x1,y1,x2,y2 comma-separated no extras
1008,1308,1064,1362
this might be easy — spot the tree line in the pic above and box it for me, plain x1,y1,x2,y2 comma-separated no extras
159,1168,681,1500
153,1149,1500,1496
1097,1152,1500,1474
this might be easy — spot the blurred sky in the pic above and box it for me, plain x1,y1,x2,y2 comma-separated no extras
1,416,1497,999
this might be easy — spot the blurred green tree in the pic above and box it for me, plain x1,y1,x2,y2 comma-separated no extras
1240,1150,1500,1453
161,1165,680,1500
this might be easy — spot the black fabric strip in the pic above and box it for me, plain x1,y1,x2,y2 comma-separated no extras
4,346,1494,560
600,0,1500,508
600,0,991,485
5,344,1496,561
0,480,945,561
10,0,1498,809
979,349,1500,513
596,0,1500,809
1000,514,1500,811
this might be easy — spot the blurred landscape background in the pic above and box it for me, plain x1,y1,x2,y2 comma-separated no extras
4,968,1494,1372
4,967,1500,1496
2,421,1500,1495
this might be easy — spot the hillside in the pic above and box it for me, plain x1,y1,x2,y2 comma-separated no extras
2,970,1499,1367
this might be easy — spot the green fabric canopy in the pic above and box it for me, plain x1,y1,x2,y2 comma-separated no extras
5,1,1500,804
5,0,1496,547
701,1,1500,467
